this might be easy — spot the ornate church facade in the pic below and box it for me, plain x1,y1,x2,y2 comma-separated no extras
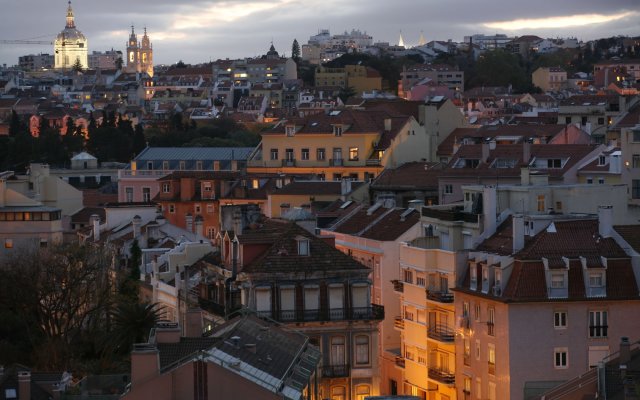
125,26,153,77
54,1,88,70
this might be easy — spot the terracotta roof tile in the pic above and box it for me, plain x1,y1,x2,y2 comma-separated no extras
614,225,640,253
372,162,442,190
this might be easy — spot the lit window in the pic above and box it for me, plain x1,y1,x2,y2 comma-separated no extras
349,147,359,161
4,239,13,249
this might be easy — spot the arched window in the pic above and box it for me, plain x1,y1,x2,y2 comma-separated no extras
355,385,371,400
330,386,345,400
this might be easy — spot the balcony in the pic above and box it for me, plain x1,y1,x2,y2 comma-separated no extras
428,367,455,385
322,364,350,378
487,322,495,336
258,304,384,323
394,316,404,330
488,361,495,375
329,158,343,166
395,357,405,369
426,290,454,303
421,206,479,223
391,280,404,293
281,159,296,167
366,158,381,166
427,323,455,342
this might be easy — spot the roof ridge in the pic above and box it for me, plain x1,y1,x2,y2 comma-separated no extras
356,206,397,236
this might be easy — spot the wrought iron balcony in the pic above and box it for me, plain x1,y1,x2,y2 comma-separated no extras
321,364,350,378
428,367,455,385
391,280,404,293
426,290,454,303
257,305,384,323
427,323,455,342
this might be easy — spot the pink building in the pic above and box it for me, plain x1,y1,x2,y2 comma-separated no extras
453,207,640,400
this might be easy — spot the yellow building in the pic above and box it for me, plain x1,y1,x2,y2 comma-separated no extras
531,66,567,92
54,1,88,70
315,65,382,94
247,109,427,181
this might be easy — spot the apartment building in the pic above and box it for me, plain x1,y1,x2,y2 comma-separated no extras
532,67,567,92
399,65,465,95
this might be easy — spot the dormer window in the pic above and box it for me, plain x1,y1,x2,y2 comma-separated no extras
598,155,606,166
333,125,343,136
296,236,310,256
547,159,563,169
470,264,477,290
581,256,607,298
544,257,569,299
589,272,604,287
551,273,565,288
285,125,295,136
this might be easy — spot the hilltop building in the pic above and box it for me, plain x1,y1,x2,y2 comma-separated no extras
125,26,153,77
54,1,88,70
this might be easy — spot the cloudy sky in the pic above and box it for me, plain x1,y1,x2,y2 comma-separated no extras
0,0,638,66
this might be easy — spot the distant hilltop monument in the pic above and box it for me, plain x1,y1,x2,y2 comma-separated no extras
54,1,88,70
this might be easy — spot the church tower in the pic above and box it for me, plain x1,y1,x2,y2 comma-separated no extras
54,1,88,70
125,26,153,77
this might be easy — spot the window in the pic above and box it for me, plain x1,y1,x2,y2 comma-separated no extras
147,161,153,170
125,187,133,202
587,177,593,184
333,125,343,136
285,125,295,136
476,378,482,399
633,180,640,199
444,184,453,194
487,307,495,336
331,386,346,400
475,339,481,360
554,311,567,328
589,311,608,337
537,195,545,212
464,338,471,365
598,178,605,185
285,148,294,161
355,335,370,365
598,155,606,166
403,269,413,284
464,377,472,396
317,148,326,161
565,117,571,124
179,161,186,170
169,204,175,214
194,204,201,214
142,187,151,202
474,303,481,321
195,161,203,170
162,161,170,170
633,155,640,168
297,238,310,256
4,239,13,249
554,348,568,368
488,382,496,400
162,183,170,193
206,227,215,239
463,302,470,317
331,336,346,366
589,272,604,287
270,148,279,160
349,147,359,161
551,273,565,288
547,159,562,168
416,276,426,287
301,148,309,160
355,385,370,400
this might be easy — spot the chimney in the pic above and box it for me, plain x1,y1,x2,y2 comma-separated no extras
132,215,142,238
155,322,181,344
598,205,613,238
522,141,531,164
185,213,193,232
521,167,530,185
384,118,392,131
341,178,352,196
482,186,497,237
481,142,490,163
18,371,30,400
620,336,631,367
195,216,203,237
130,345,160,388
512,215,525,253
91,214,100,242
184,308,204,338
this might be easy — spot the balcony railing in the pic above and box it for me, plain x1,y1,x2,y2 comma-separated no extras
395,357,405,369
426,290,454,303
282,159,296,167
329,158,343,166
488,361,495,375
394,316,404,330
256,304,384,323
487,322,495,336
421,206,479,223
321,364,350,378
391,280,404,293
427,323,455,342
428,367,455,385
366,158,381,166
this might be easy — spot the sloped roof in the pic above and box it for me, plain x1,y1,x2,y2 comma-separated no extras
274,180,363,196
240,221,369,274
614,225,640,253
371,161,441,190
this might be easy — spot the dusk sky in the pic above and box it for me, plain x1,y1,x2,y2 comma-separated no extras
0,0,638,66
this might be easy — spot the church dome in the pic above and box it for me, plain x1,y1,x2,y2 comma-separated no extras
56,27,86,43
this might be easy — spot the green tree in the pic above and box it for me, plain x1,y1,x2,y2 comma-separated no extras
470,50,529,92
132,123,146,155
291,39,301,62
72,57,83,73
